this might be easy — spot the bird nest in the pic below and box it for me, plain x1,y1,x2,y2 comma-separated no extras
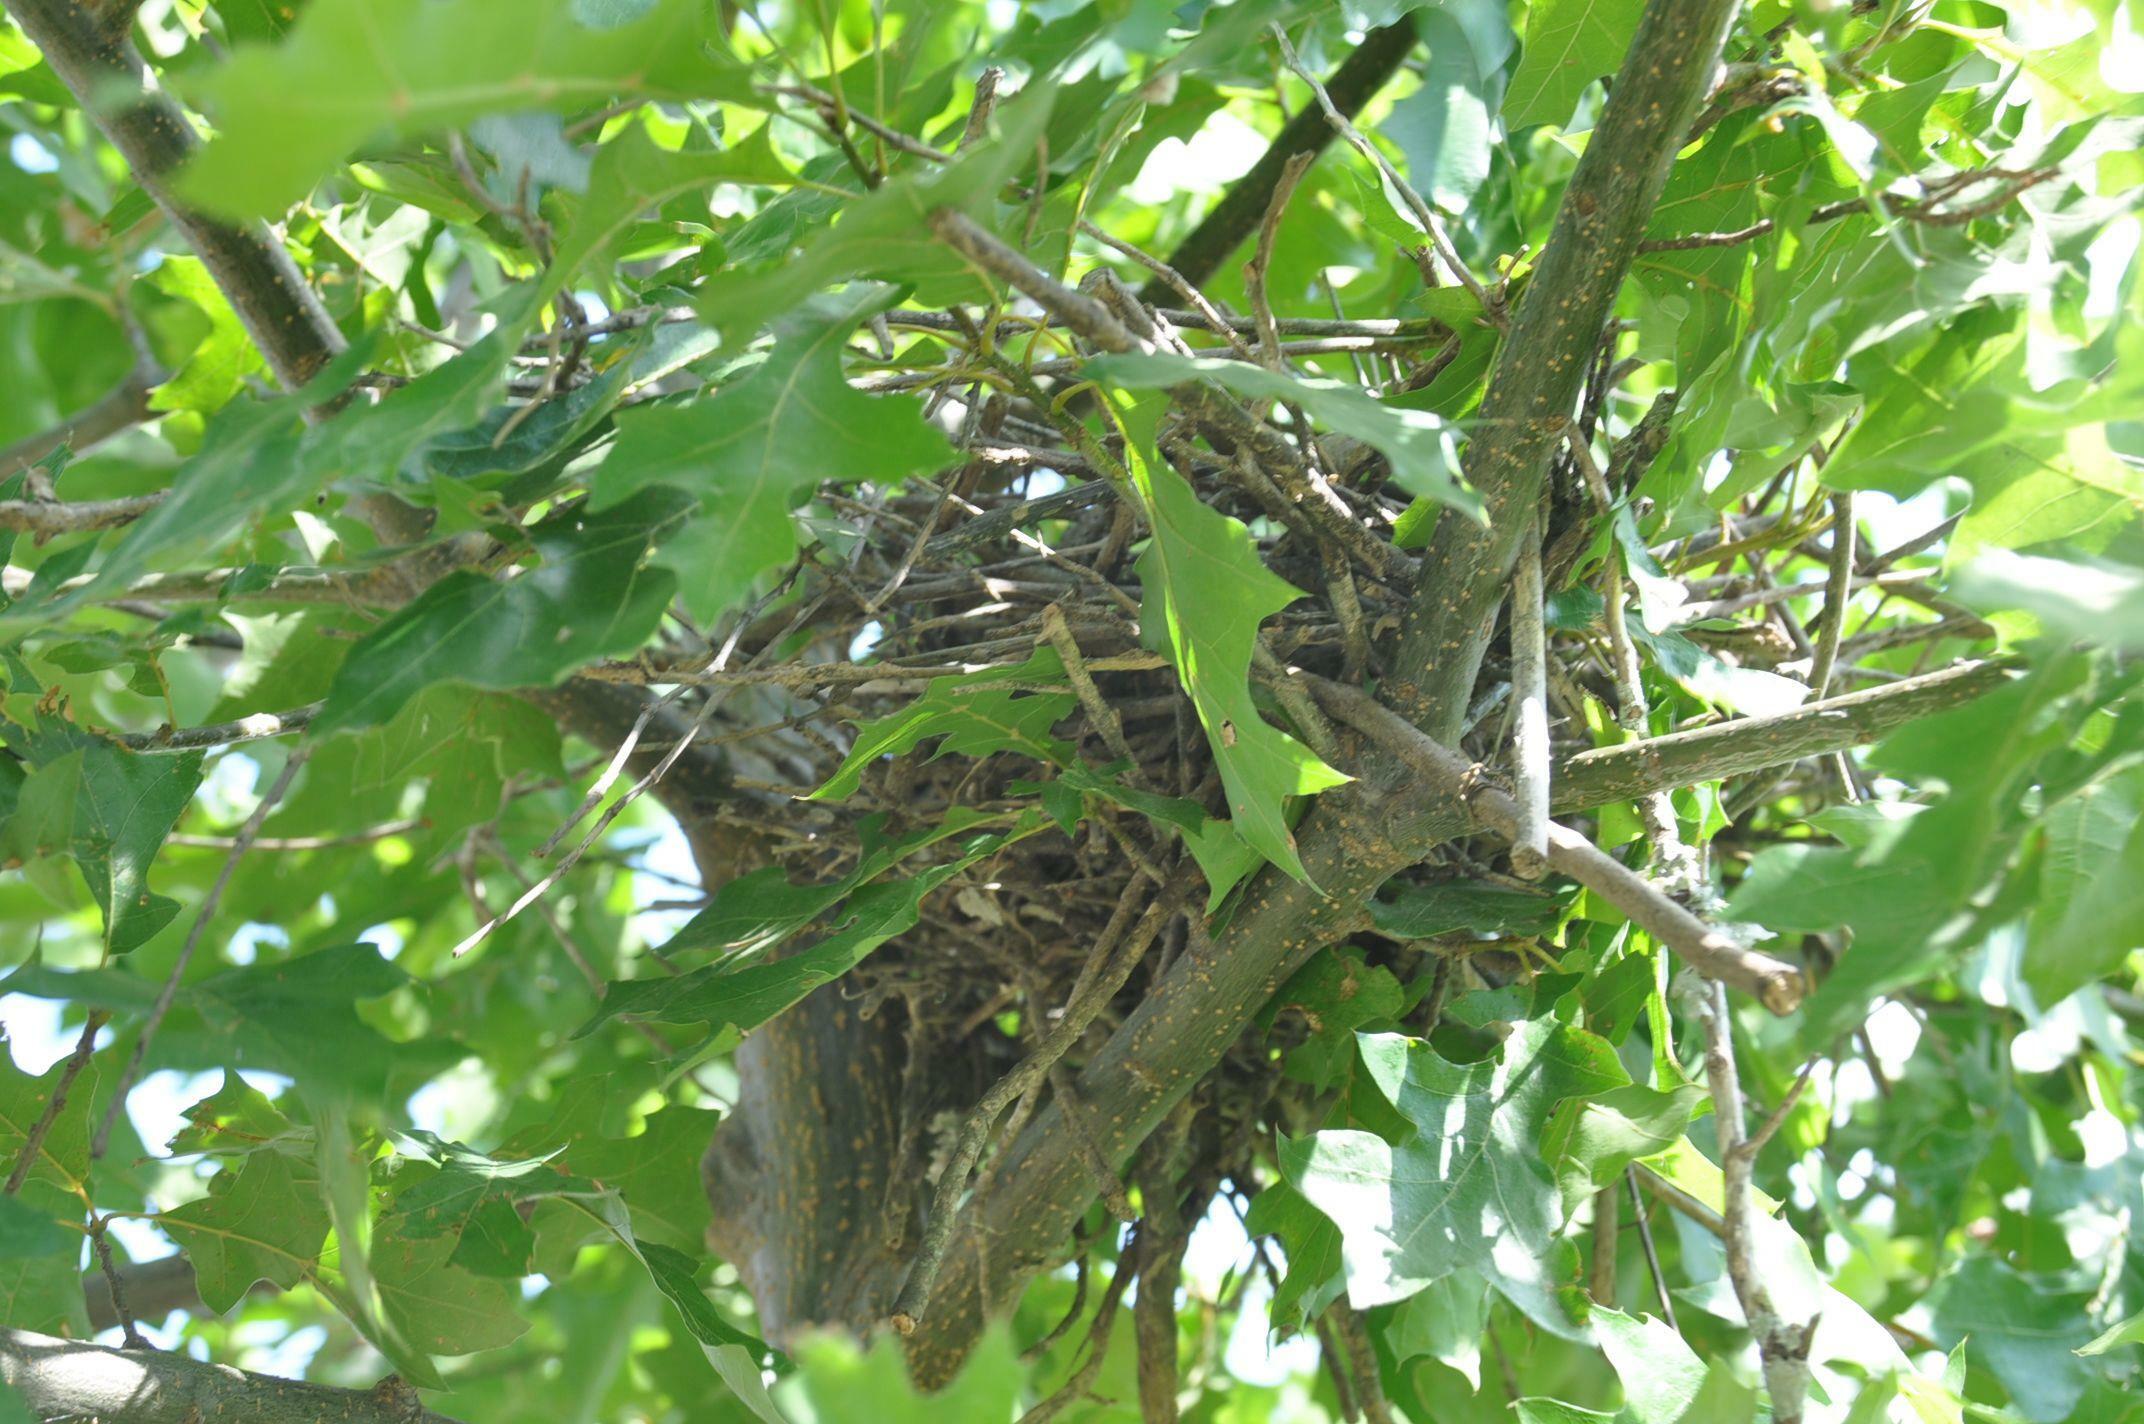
636,302,1549,1201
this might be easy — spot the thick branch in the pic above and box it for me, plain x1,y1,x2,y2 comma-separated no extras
1,1329,464,1424
1146,20,1418,295
1386,0,1741,739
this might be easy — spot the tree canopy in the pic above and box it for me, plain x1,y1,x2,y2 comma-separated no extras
0,0,2139,1422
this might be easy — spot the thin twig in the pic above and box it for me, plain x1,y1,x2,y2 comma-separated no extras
4,1011,108,1195
92,745,312,1159
1270,26,1495,316
1805,491,1855,699
91,1219,149,1349
1564,430,1690,881
1626,1168,1678,1330
1243,152,1314,368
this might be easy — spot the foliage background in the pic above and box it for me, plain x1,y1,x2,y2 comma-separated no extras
0,0,2138,1421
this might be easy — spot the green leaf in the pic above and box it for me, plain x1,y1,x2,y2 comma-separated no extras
691,79,1059,344
1593,1308,1707,1424
1264,946,1407,1090
0,1190,73,1260
501,1085,719,1252
0,340,374,632
389,1134,598,1276
2080,1308,2144,1357
639,1242,790,1424
315,486,694,734
1931,1257,2098,1423
193,943,419,1101
1242,1178,1346,1333
2024,767,2144,1004
0,719,202,953
594,286,953,622
579,816,1038,1041
812,647,1073,801
1504,0,1644,129
1514,1400,1616,1424
1381,1269,1490,1387
1086,352,1479,516
1098,387,1349,879
660,808,1010,961
1954,549,2144,652
1022,764,1261,909
546,121,794,299
1279,1022,1625,1332
147,256,268,416
781,1323,1026,1424
179,0,749,219
371,1221,532,1356
168,1071,306,1157
1542,1082,1702,1209
163,1148,332,1312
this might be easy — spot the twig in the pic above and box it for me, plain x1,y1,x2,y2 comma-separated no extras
1626,1168,1677,1330
0,364,160,481
4,1010,107,1195
1270,26,1495,317
1330,1297,1397,1424
167,818,424,852
1308,678,1805,1013
91,1221,148,1350
1015,1232,1139,1424
1640,165,2059,250
92,745,311,1160
1243,151,1314,368
1508,519,1550,878
1564,430,1691,881
1696,979,1816,1424
1805,492,1855,699
1590,1183,1619,1305
0,493,164,537
113,703,319,753
1043,604,1141,775
927,210,1145,355
1149,19,1416,293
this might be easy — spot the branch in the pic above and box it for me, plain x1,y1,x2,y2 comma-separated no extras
1386,0,1742,739
0,492,164,537
1696,983,1816,1422
1552,658,2008,808
0,363,160,482
1311,678,1804,1012
0,1328,465,1424
1639,165,2060,250
1146,20,1418,295
0,0,344,393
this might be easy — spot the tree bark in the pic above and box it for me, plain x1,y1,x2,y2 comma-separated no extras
701,987,925,1344
0,1329,466,1424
